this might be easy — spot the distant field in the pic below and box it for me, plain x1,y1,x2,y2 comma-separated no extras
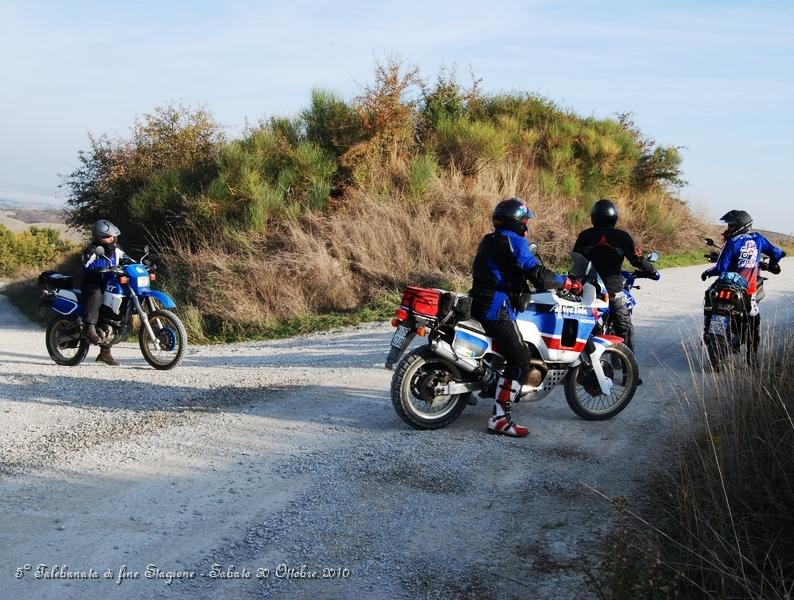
756,229,794,247
0,209,85,243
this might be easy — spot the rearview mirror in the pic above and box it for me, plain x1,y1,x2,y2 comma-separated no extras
704,237,716,247
647,251,659,263
94,246,105,256
528,242,538,254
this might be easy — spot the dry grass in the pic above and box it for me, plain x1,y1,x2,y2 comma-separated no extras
590,326,794,599
158,156,704,340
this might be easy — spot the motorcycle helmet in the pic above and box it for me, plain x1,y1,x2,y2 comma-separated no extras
591,198,618,227
492,198,534,235
720,210,752,240
91,219,121,242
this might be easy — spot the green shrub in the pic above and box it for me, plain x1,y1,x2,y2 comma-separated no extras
0,225,74,276
63,104,223,248
212,129,336,224
279,141,337,212
418,67,478,135
406,153,439,201
434,115,508,174
302,88,365,159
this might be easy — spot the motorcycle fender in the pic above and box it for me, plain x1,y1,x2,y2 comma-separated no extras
587,337,617,396
593,334,624,346
139,289,177,309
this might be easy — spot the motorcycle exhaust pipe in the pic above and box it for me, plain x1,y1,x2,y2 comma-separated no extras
430,339,479,373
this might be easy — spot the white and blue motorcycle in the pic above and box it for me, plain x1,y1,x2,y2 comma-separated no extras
39,246,187,370
386,252,639,429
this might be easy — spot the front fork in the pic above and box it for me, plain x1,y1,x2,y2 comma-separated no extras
579,338,615,396
130,294,158,342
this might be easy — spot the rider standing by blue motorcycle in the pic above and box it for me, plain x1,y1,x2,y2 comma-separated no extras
82,219,131,366
573,199,659,381
700,210,785,357
470,198,583,438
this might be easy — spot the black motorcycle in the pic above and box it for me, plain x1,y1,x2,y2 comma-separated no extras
702,237,779,370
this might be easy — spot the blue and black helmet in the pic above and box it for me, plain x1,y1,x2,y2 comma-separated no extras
492,198,534,235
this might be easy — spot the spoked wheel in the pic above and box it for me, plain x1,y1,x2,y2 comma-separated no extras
564,342,638,420
45,317,89,366
138,309,187,370
391,346,469,430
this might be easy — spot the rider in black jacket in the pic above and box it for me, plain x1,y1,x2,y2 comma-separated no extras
573,199,659,358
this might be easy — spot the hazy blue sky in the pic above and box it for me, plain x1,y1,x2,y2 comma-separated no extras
1,0,792,232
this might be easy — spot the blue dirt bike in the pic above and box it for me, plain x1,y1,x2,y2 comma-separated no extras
39,246,187,370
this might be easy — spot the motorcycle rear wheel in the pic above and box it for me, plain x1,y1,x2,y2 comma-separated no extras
45,317,89,366
391,345,469,430
563,342,638,420
704,333,730,371
138,309,187,370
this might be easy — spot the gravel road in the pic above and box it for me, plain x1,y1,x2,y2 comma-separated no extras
1,261,792,600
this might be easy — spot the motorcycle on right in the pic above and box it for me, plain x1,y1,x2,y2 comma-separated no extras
701,237,779,370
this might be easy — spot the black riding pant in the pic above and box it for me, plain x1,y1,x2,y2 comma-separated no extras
82,282,103,326
609,293,634,351
479,318,529,383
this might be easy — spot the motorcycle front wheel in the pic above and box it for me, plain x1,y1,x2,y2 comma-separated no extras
391,345,470,430
138,309,187,370
45,317,89,366
564,342,638,420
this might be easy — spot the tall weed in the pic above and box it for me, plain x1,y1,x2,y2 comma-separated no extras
590,330,794,599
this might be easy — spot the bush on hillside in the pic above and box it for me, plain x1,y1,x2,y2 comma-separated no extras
0,225,74,276
63,105,224,248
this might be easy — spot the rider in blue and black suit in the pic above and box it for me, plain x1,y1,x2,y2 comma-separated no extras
470,198,582,438
701,209,785,358
81,219,131,366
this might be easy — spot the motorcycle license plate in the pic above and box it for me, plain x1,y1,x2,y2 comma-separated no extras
391,325,410,348
709,315,729,335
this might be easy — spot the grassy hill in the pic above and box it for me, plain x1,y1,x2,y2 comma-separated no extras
52,61,704,341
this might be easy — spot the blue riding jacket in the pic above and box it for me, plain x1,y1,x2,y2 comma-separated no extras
470,227,566,320
703,232,785,294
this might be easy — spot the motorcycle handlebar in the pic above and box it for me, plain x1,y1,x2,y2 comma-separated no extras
762,261,782,274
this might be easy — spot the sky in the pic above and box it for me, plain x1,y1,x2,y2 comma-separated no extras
1,0,792,232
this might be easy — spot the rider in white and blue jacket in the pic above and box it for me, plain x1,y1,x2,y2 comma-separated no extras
81,219,131,365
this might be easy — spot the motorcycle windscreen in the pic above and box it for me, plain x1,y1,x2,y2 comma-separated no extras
570,251,607,302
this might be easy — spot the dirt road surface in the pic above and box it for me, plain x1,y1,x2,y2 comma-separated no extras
1,261,792,599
